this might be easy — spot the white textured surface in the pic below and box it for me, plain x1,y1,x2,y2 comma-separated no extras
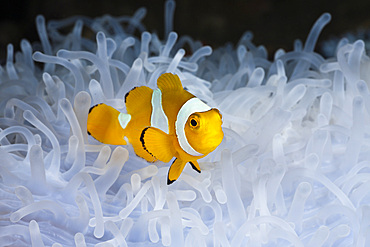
1,1,370,246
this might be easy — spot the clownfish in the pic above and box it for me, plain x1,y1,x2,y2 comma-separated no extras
87,73,223,184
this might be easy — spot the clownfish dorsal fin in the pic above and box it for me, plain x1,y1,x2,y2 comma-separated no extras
156,73,194,132
140,127,175,163
167,158,187,185
125,86,153,115
87,103,127,145
189,161,201,173
157,73,183,92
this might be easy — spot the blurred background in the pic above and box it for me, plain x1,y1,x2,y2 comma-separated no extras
1,0,370,62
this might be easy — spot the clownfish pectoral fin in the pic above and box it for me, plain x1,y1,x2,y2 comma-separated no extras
157,73,183,92
189,160,201,173
87,103,127,145
125,86,153,115
167,158,187,185
140,127,175,163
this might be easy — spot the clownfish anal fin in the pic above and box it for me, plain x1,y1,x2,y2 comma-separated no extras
140,127,175,163
87,103,127,145
157,73,183,92
167,158,187,185
189,161,201,173
125,86,153,115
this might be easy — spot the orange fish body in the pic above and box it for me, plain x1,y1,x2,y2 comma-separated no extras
87,73,223,184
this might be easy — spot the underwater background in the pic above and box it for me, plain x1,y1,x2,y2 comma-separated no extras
1,0,370,246
2,0,370,61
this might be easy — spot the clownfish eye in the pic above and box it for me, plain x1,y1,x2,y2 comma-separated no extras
188,114,200,129
190,119,198,127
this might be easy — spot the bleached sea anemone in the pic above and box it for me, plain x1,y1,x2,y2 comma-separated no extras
1,0,370,246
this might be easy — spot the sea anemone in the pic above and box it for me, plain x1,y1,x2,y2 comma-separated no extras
1,0,370,246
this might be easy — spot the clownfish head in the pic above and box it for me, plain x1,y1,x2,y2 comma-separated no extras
184,108,223,155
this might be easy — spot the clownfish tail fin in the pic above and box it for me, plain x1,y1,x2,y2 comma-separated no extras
87,103,127,145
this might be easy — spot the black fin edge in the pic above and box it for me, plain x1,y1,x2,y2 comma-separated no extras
167,178,175,185
87,103,103,136
167,158,177,185
189,161,201,173
124,86,138,103
88,103,102,114
140,127,156,159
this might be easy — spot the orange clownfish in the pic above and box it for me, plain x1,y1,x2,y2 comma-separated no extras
87,73,223,184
